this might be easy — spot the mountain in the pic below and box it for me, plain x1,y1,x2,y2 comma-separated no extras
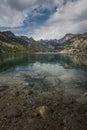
0,31,15,37
0,31,28,53
39,34,75,50
40,33,87,54
0,31,50,53
39,39,59,49
58,33,87,54
0,31,87,54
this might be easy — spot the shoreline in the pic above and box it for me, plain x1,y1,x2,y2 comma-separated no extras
0,51,87,56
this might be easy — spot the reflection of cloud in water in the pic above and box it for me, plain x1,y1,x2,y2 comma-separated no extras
33,62,87,80
59,70,87,82
33,62,65,76
16,62,87,82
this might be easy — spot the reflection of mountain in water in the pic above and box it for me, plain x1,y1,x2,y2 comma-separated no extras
57,55,87,71
0,54,87,72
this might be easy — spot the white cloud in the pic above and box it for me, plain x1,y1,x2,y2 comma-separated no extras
0,0,28,27
0,0,87,39
32,0,87,40
0,0,61,28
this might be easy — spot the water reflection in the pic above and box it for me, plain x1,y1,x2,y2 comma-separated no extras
0,54,87,92
0,54,87,71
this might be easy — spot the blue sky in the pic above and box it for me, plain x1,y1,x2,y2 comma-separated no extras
0,0,87,40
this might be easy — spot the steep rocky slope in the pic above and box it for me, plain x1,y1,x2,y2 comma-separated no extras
0,31,87,54
62,33,87,54
41,33,87,54
0,31,50,53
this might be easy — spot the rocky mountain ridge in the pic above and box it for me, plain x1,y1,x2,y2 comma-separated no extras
0,31,87,54
41,33,87,54
0,31,50,53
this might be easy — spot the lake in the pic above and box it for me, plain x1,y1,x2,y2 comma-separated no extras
0,54,87,130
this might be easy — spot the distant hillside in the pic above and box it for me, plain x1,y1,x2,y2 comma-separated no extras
41,33,87,54
59,33,87,54
0,31,50,53
0,31,87,54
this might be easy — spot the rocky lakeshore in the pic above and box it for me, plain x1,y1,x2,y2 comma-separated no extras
0,75,87,130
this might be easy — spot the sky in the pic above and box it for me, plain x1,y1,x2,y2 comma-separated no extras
0,0,87,40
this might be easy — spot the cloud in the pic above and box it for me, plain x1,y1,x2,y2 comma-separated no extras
32,0,87,39
0,0,61,28
0,0,28,27
7,0,38,11
0,0,87,39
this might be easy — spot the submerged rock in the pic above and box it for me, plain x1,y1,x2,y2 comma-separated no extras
0,85,9,92
22,88,33,95
6,108,22,118
45,76,60,87
36,106,49,118
76,95,87,104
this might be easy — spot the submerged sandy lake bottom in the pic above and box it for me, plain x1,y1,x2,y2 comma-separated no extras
0,54,87,130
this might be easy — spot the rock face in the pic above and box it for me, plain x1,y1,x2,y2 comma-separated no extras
60,33,87,54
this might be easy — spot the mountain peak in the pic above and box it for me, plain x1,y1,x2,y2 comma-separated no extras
0,31,15,37
64,33,74,38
